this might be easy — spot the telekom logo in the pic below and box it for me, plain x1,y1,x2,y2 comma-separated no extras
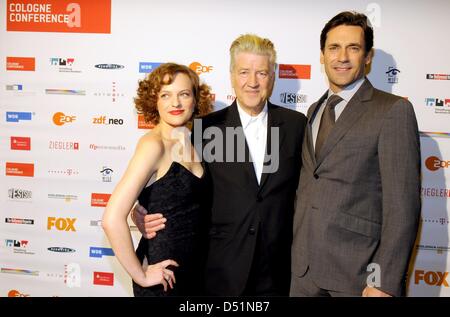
425,156,450,171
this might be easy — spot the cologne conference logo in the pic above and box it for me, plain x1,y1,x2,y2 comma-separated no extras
5,162,34,177
138,114,154,129
91,193,111,207
6,0,111,34
6,57,35,71
278,64,311,79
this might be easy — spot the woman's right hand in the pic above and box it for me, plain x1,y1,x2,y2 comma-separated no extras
136,259,179,291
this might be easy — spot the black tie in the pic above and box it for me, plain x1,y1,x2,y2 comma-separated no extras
315,94,343,157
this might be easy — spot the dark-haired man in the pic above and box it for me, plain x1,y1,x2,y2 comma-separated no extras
290,11,421,297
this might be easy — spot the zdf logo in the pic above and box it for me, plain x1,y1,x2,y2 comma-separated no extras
415,270,449,287
8,290,29,297
47,217,76,232
425,156,450,171
53,112,76,126
189,62,213,75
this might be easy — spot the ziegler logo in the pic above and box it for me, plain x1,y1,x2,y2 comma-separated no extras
47,217,76,231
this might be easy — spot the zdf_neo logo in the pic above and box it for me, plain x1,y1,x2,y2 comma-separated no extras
47,217,76,232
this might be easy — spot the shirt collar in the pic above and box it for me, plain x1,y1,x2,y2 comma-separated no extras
236,100,268,129
328,77,365,102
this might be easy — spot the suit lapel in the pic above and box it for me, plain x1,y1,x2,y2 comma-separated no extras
259,102,286,192
315,79,374,168
305,92,328,167
226,102,260,192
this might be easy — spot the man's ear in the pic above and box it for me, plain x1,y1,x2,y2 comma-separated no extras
230,71,234,89
365,48,374,65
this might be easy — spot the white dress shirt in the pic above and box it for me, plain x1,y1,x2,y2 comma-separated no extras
236,101,268,184
312,78,365,149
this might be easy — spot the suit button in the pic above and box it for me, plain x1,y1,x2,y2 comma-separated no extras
248,227,256,235
256,196,262,202
313,174,319,179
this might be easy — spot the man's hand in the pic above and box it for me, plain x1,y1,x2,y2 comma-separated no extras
131,203,166,239
362,286,392,297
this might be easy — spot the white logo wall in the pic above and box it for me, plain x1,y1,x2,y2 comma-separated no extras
1,0,449,297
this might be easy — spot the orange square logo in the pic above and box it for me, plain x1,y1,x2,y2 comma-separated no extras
279,64,311,79
7,0,111,34
6,57,35,71
138,114,154,130
91,193,111,207
6,162,34,177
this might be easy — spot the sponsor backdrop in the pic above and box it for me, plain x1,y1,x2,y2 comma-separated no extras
0,0,449,297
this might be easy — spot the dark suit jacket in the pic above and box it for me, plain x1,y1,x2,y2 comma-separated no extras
291,79,421,296
193,101,306,296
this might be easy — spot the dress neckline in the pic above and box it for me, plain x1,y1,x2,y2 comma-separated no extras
144,161,204,190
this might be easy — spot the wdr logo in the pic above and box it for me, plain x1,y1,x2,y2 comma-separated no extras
89,247,114,258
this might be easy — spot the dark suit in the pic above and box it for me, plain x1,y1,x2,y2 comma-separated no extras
291,79,421,296
193,101,306,296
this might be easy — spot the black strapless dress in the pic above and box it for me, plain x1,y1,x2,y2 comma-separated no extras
133,161,210,296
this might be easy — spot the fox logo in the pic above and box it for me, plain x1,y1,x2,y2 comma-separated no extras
47,217,76,232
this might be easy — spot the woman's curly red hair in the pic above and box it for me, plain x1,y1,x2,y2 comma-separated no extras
134,63,213,125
